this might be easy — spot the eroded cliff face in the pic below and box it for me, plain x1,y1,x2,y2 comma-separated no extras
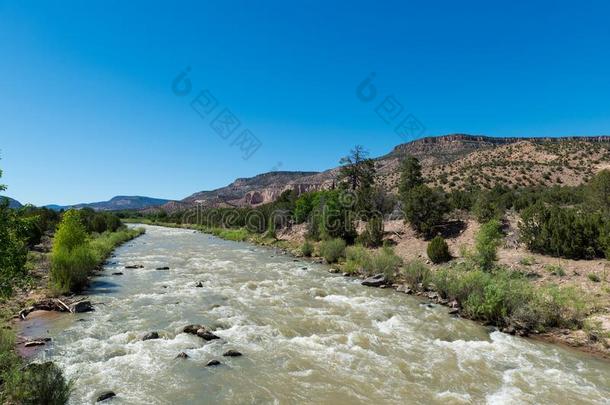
156,134,610,212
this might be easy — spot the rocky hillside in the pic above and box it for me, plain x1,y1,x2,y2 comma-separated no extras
158,134,610,211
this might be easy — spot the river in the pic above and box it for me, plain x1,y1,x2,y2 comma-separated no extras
29,225,610,404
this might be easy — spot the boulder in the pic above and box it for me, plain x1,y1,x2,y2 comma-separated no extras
96,391,116,402
196,328,220,341
183,324,204,334
112,272,123,276
448,308,459,315
156,266,170,271
195,281,203,288
361,274,386,287
125,265,143,269
206,359,221,367
222,349,242,357
70,301,93,313
175,352,189,359
142,331,160,341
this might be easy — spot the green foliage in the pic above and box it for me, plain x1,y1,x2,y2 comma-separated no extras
519,256,535,266
302,190,357,242
402,185,449,238
472,191,502,223
432,265,588,329
300,240,314,257
545,264,565,276
398,155,423,200
0,200,28,298
369,246,403,280
338,146,376,215
319,238,346,263
401,260,431,290
520,202,608,259
587,169,610,214
50,245,96,293
427,236,451,264
211,228,249,241
588,273,601,282
52,210,88,253
358,216,384,247
344,245,371,274
473,219,503,270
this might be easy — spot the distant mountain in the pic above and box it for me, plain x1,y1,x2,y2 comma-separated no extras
46,196,173,211
155,134,610,213
1,196,23,209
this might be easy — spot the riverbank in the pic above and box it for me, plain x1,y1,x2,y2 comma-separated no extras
0,226,145,402
130,219,610,360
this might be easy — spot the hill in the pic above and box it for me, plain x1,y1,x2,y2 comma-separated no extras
46,196,173,211
1,196,23,209
156,134,610,212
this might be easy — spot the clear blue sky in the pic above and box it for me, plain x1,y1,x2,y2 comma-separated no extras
1,0,610,206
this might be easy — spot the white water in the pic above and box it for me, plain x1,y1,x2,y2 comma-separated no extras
32,225,610,404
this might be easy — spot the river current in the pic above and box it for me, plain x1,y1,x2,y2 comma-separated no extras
31,225,610,404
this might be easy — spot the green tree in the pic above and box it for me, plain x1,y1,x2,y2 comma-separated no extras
427,236,451,263
338,146,376,216
399,155,423,200
403,185,448,238
587,169,610,214
53,210,88,252
359,216,384,247
474,219,503,270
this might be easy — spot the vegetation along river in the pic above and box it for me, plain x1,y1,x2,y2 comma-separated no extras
30,225,610,404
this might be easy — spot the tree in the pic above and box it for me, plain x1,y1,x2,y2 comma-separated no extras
0,161,28,297
403,185,448,238
587,169,610,214
399,155,423,200
427,236,451,263
338,146,376,216
474,219,503,270
359,216,384,247
53,210,88,252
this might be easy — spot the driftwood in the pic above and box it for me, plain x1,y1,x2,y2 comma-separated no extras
19,297,93,319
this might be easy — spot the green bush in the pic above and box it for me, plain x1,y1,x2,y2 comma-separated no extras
50,245,96,293
358,216,384,248
401,261,431,290
300,240,314,257
344,245,371,274
319,238,346,263
427,236,451,264
370,246,402,280
588,273,601,282
473,219,503,270
11,362,73,405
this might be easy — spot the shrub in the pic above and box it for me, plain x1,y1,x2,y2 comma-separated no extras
473,219,503,271
11,362,73,405
344,245,371,274
0,202,28,297
53,210,88,252
369,246,403,280
401,261,431,290
588,273,601,282
402,185,449,238
427,236,451,264
214,228,249,241
50,244,96,293
319,238,346,263
300,240,314,257
544,264,565,276
519,256,535,266
359,216,384,248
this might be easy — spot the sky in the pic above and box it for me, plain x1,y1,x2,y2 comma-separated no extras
1,0,610,206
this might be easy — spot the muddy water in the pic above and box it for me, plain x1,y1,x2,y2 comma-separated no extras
31,225,610,404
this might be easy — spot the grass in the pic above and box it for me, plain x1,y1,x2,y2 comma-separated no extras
545,264,566,276
210,228,249,242
51,227,144,294
588,273,601,282
401,260,432,290
519,256,536,266
300,240,314,257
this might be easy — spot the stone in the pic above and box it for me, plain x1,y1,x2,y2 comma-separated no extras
24,340,47,347
196,328,220,341
448,308,459,315
206,359,221,367
112,272,123,276
183,324,204,334
125,265,143,269
361,274,386,287
449,300,459,309
223,349,242,357
502,326,516,335
96,391,116,402
70,301,93,313
142,331,160,341
195,281,203,288
175,352,189,359
156,266,170,270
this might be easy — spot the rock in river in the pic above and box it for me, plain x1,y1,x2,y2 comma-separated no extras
361,274,387,287
176,352,189,359
142,331,160,341
70,301,93,313
206,359,221,367
156,266,170,270
125,264,143,269
196,328,220,341
96,391,116,402
223,349,242,357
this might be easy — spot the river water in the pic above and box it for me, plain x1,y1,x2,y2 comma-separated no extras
31,225,610,404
